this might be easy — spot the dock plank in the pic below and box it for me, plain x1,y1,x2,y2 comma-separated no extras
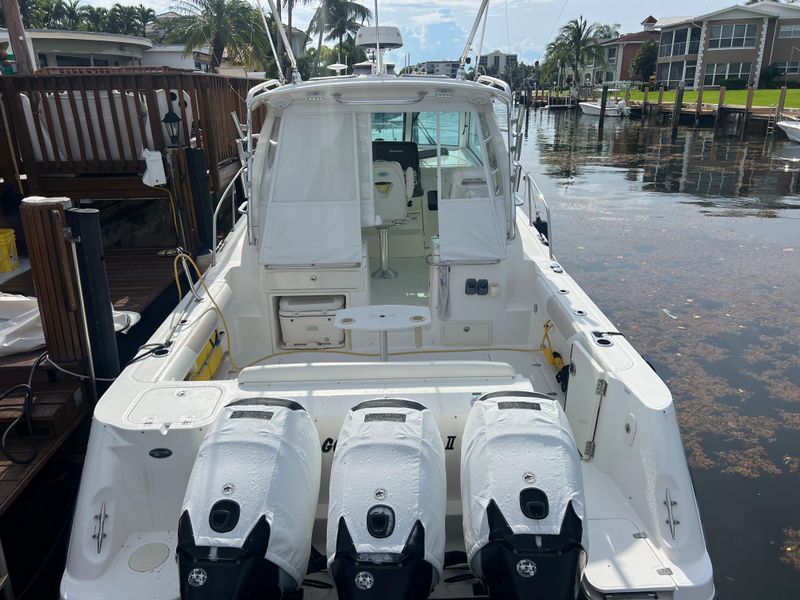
0,247,176,314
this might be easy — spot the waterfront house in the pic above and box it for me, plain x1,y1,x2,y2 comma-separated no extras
656,1,800,89
600,17,661,83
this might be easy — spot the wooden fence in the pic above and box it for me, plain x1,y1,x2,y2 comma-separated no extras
0,71,264,196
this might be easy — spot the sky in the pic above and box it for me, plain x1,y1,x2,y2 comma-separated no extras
106,0,739,64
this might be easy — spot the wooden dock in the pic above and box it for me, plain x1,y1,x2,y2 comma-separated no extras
0,248,178,314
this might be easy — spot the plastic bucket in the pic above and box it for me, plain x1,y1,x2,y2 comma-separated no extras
0,229,20,273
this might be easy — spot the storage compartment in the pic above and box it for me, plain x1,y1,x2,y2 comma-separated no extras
461,391,587,600
327,399,446,599
278,295,345,349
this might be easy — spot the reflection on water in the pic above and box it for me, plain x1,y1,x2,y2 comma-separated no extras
520,110,800,598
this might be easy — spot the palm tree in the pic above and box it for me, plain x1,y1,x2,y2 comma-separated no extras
135,4,157,37
283,0,312,57
553,17,605,87
307,0,371,73
79,5,109,32
108,4,141,35
60,0,81,29
166,0,264,70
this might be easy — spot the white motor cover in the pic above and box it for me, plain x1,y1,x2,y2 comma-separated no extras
461,392,586,561
182,398,321,587
327,400,446,576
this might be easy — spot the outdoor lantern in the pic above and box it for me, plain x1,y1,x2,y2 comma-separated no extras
162,108,181,146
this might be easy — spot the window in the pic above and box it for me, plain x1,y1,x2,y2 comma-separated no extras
371,113,404,141
657,62,670,84
93,58,109,66
703,62,751,85
466,113,485,166
778,24,800,39
727,62,752,80
660,31,674,57
55,55,91,67
607,47,617,65
413,112,459,147
669,61,684,87
685,61,697,86
688,27,702,54
708,23,757,49
37,53,48,67
478,113,503,198
776,61,800,74
672,29,688,56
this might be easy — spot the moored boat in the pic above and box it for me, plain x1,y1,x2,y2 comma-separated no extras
60,5,715,600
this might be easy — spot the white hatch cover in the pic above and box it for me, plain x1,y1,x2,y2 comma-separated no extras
279,295,345,316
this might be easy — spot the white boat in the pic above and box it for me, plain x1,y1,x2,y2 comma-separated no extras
60,11,715,600
777,116,800,142
579,100,630,117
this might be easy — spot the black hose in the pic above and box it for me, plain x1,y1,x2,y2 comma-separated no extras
0,352,48,465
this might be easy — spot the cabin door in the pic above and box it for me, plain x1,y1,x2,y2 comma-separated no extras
565,341,607,460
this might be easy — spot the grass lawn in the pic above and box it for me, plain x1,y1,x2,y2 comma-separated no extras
626,88,800,108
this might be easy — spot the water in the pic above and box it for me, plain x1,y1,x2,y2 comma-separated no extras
519,109,800,598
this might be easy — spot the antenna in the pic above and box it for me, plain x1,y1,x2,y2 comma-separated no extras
459,0,491,79
374,0,382,75
257,0,285,84
263,0,301,83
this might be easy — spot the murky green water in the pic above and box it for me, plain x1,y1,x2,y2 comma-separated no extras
519,109,800,598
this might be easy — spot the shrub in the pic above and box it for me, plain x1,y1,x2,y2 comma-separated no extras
719,78,748,90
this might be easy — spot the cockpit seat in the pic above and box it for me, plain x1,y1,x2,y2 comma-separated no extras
372,159,415,279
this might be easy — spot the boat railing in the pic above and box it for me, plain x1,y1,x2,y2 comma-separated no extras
211,165,246,266
515,161,554,261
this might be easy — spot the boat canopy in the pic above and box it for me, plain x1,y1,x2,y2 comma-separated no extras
252,79,512,267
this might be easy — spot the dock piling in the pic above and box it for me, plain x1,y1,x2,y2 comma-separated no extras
599,85,609,133
694,86,704,128
715,86,727,130
671,83,685,140
742,84,755,139
66,208,121,384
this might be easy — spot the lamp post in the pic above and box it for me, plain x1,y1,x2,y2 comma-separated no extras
162,108,181,147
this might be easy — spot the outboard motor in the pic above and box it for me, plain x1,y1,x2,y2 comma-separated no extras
461,391,587,600
177,398,321,599
327,399,446,600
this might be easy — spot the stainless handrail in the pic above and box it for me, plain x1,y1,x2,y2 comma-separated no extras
332,92,428,105
212,166,246,266
515,161,554,261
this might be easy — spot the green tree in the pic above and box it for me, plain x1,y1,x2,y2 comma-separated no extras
629,40,658,81
594,23,621,39
307,0,371,73
107,4,141,35
135,4,157,37
60,0,81,29
552,16,605,86
165,0,267,70
79,5,109,32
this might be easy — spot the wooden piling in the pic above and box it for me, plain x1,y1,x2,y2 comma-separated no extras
694,86,704,128
643,86,650,114
657,85,665,110
715,86,727,130
20,197,89,368
777,86,788,119
671,83,685,140
742,84,755,137
598,85,609,133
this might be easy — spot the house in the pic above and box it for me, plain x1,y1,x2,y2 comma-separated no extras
601,17,661,82
479,51,518,75
656,1,800,89
421,60,460,77
0,29,153,69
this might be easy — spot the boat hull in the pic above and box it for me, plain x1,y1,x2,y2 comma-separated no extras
777,120,800,142
578,102,623,117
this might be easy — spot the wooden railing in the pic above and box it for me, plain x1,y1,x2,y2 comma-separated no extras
0,71,264,195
